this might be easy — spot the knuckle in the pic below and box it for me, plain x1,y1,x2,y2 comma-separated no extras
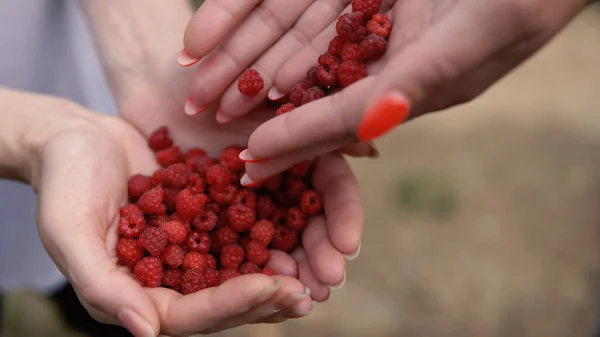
256,5,287,36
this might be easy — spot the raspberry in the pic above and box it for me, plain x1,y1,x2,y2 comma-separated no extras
352,0,382,19
234,189,257,209
137,187,166,215
336,12,366,42
128,174,152,199
205,203,221,214
276,103,295,116
316,54,340,87
162,187,179,213
162,163,189,188
271,209,288,227
146,214,169,228
183,252,208,271
162,269,183,289
187,173,206,194
300,190,324,216
192,211,218,231
208,185,238,205
150,169,164,186
220,269,240,284
180,269,207,295
185,231,211,254
219,145,245,173
263,174,283,192
214,226,240,247
304,66,320,87
256,196,277,219
327,36,344,57
287,160,312,178
302,86,325,105
250,219,275,246
138,227,168,256
366,13,392,38
184,147,207,164
338,60,368,87
120,204,144,218
118,213,146,239
263,267,276,276
286,207,307,231
341,41,361,61
117,238,145,268
160,244,185,268
192,157,216,176
245,240,270,265
206,165,231,187
228,203,256,232
284,179,308,205
170,213,192,232
134,257,163,288
271,226,299,253
220,243,245,269
202,268,221,288
238,69,264,96
156,146,184,167
159,221,187,245
176,189,208,220
360,34,387,61
239,262,262,274
206,254,217,269
289,82,309,107
148,126,173,152
239,234,251,250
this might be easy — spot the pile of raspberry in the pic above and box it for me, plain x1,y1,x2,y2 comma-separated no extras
117,127,323,295
238,0,393,117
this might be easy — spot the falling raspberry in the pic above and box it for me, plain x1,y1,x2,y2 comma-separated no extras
238,69,264,96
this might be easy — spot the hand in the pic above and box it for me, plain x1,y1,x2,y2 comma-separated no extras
236,0,592,181
22,94,311,337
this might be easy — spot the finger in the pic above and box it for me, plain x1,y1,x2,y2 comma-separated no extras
217,1,350,120
37,132,160,337
339,141,379,158
185,0,315,114
301,215,346,286
292,248,330,302
265,249,299,278
180,0,262,65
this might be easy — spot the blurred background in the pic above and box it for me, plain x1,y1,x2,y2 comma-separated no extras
4,2,600,337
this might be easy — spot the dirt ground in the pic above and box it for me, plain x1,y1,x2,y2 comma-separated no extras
4,4,600,337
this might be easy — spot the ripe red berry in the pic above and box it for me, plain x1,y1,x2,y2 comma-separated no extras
193,157,216,176
118,213,146,239
366,13,392,38
170,213,191,232
286,207,307,231
256,196,277,219
327,36,344,57
220,243,245,269
127,174,151,199
271,226,299,253
238,69,264,96
156,146,184,167
263,174,283,192
138,227,168,256
351,0,382,19
187,173,206,194
239,262,262,274
119,204,144,218
150,169,164,187
162,163,190,188
341,41,361,61
206,254,217,269
146,214,169,228
228,203,256,232
239,234,251,249
206,165,232,187
160,244,185,269
245,240,270,265
192,211,218,231
338,60,368,87
302,86,325,105
220,269,241,284
185,231,211,254
148,126,173,152
336,12,366,42
316,54,341,87
208,185,238,205
214,226,240,247
289,82,309,107
300,190,324,216
276,103,295,116
162,269,183,289
263,267,276,276
137,187,166,215
117,238,145,268
271,209,288,228
182,252,208,271
159,221,187,245
220,145,245,173
175,189,208,220
202,268,222,288
180,269,207,295
234,189,257,209
287,160,312,178
284,178,308,205
250,219,275,246
162,187,179,213
360,33,387,61
134,257,163,288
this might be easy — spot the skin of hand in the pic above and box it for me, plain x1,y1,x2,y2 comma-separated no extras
77,0,363,330
185,0,592,182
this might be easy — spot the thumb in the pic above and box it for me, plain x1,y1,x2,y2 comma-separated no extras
36,131,160,337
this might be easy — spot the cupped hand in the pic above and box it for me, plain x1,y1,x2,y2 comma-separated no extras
240,0,591,181
30,99,312,337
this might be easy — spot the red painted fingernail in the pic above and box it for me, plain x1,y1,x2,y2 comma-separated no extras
184,97,206,116
239,149,270,163
178,48,201,67
357,92,410,141
240,173,266,187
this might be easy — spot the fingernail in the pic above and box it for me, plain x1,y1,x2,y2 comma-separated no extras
367,142,379,159
239,149,269,163
268,87,286,101
345,240,361,261
184,97,206,116
291,287,311,301
178,48,200,67
330,272,346,290
216,109,234,124
256,278,283,303
283,308,312,319
117,308,155,337
357,92,410,141
240,173,266,188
